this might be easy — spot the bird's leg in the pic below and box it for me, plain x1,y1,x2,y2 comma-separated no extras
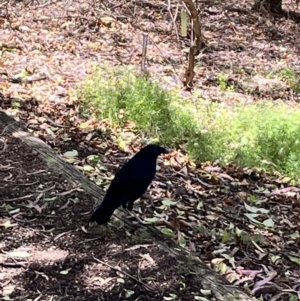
127,200,134,211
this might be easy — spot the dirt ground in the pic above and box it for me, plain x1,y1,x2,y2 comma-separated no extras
0,125,220,301
2,114,300,301
1,0,300,300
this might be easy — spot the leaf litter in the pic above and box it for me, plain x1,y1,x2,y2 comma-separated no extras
1,0,300,300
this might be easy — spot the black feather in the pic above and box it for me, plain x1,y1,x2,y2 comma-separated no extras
90,144,169,225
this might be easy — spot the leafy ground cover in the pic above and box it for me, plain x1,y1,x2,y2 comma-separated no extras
80,66,300,178
1,0,300,300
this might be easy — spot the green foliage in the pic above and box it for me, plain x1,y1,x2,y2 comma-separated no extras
80,65,172,138
12,101,21,109
217,73,235,92
19,69,29,81
230,103,300,178
79,65,300,179
289,295,299,301
187,100,300,179
267,67,300,93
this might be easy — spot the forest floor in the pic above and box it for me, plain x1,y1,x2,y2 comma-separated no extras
1,0,300,300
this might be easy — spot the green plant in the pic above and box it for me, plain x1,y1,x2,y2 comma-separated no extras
289,294,299,301
79,65,172,138
12,101,21,108
20,69,29,80
217,73,235,92
267,67,300,93
79,65,300,179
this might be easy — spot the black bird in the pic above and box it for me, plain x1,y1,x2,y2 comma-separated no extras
90,144,169,225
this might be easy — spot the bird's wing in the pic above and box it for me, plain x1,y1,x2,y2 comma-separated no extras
104,160,155,206
108,170,152,199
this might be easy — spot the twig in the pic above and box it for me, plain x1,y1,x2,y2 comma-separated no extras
77,237,101,245
167,0,181,51
0,122,18,136
141,34,148,74
125,208,150,225
0,138,7,152
0,261,27,268
93,256,155,291
4,194,34,202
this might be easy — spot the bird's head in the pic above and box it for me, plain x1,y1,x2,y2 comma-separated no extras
142,144,170,157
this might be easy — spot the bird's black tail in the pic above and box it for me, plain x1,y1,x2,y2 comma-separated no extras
90,203,115,225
